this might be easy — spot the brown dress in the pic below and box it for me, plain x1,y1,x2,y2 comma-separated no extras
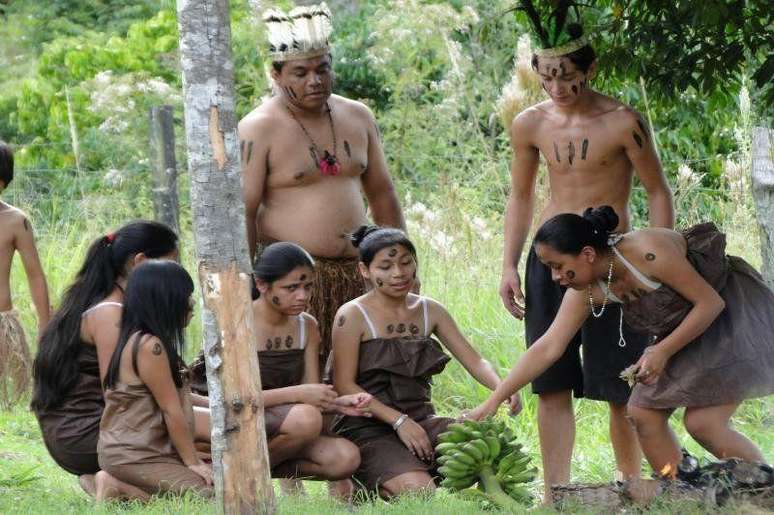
35,343,103,475
620,223,774,409
98,378,211,496
258,347,304,438
333,299,454,491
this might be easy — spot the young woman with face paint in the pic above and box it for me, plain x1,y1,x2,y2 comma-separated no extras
251,242,372,488
475,206,773,476
331,226,515,499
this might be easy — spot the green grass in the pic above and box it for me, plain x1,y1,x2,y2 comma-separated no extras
2,182,772,513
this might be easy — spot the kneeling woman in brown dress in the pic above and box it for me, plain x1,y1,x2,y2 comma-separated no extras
332,226,512,498
251,242,372,484
98,260,213,499
471,206,773,474
32,221,179,499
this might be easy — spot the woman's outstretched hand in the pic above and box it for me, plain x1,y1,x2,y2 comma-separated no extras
464,398,500,421
507,392,522,416
635,345,670,385
332,392,373,417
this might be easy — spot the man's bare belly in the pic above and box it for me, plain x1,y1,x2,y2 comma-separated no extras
257,179,367,258
537,186,633,234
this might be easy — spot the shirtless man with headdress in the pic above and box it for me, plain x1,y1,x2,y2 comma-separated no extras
0,141,50,408
239,3,405,375
497,1,674,502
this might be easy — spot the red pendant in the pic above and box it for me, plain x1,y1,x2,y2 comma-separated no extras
320,151,340,176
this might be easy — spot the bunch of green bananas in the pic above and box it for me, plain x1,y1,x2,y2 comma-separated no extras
435,419,537,508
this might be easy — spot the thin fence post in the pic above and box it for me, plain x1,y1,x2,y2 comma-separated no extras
751,126,774,290
149,105,180,233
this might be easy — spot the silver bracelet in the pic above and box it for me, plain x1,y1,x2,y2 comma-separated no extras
392,413,409,431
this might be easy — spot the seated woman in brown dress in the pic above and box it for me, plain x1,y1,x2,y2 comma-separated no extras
31,221,179,499
332,226,513,498
98,260,212,499
252,242,371,487
470,206,773,474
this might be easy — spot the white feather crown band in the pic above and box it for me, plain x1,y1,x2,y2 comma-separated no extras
264,3,333,62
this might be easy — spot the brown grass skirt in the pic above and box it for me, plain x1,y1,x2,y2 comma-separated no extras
0,310,31,409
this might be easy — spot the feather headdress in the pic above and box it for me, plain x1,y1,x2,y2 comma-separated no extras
264,2,333,62
516,0,589,57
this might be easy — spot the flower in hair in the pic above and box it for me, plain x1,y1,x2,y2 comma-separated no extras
106,232,116,243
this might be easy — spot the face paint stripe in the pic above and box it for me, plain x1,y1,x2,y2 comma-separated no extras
581,139,589,160
568,141,575,165
632,131,643,149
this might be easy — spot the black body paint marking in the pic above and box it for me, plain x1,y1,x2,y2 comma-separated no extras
409,323,419,335
581,139,589,160
23,218,30,231
566,270,576,279
645,253,656,261
274,337,282,347
283,86,298,100
285,336,293,348
376,278,383,287
266,338,273,350
568,141,575,165
240,140,245,161
152,343,163,355
553,142,561,162
551,68,557,77
344,140,351,158
571,85,578,95
637,119,650,140
294,171,305,181
272,296,280,305
245,141,254,165
387,324,394,334
337,316,346,327
299,274,307,281
396,323,406,333
388,248,398,257
632,131,643,148
559,62,566,75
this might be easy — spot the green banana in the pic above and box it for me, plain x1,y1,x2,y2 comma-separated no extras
438,465,472,480
443,458,474,474
435,442,458,455
440,476,476,490
460,441,484,462
484,436,501,461
451,450,476,466
469,439,491,462
437,430,467,444
437,454,453,465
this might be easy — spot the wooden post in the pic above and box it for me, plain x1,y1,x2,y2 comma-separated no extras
751,127,774,290
149,105,180,233
176,1,275,513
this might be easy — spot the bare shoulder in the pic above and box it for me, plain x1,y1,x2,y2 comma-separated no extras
330,95,374,122
509,104,549,145
238,97,285,133
601,98,646,128
335,296,368,330
136,334,168,360
0,203,30,237
83,301,122,325
621,228,686,265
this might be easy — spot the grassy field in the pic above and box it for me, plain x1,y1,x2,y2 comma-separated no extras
1,181,772,514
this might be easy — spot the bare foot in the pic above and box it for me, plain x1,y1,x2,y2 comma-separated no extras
328,479,354,502
78,474,96,497
94,471,150,502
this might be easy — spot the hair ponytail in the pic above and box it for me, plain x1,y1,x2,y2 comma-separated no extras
32,221,178,412
534,206,619,254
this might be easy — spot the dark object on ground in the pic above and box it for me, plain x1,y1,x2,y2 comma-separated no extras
551,459,773,511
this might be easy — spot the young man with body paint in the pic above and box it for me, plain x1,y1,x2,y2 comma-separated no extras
497,14,674,503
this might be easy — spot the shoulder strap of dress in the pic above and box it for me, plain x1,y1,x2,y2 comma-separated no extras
298,314,307,350
611,246,662,290
130,333,144,377
422,297,430,337
352,302,377,340
82,301,123,318
597,279,623,304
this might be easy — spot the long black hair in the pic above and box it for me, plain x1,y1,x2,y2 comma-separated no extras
103,260,194,390
534,206,619,254
350,225,417,266
31,221,178,412
253,242,315,298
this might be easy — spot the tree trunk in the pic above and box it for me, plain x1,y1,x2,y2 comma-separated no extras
149,105,180,233
751,127,774,289
176,1,274,513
